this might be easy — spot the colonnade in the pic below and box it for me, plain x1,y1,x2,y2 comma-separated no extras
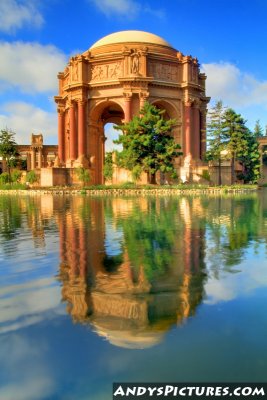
58,100,87,164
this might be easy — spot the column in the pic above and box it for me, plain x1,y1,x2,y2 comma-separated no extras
38,148,42,169
124,94,132,122
31,149,36,169
26,152,31,171
58,110,65,163
200,109,207,159
193,105,200,160
140,93,148,110
78,101,86,157
69,102,77,161
183,102,192,156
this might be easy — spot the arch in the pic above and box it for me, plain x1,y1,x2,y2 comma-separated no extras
89,101,125,184
151,99,180,121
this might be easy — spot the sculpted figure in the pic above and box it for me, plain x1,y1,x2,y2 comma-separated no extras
131,50,140,75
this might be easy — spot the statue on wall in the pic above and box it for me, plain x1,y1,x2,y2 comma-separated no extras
130,49,140,75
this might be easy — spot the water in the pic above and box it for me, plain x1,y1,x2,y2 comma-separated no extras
0,192,267,399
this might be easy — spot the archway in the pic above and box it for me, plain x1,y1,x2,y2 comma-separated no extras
89,101,124,184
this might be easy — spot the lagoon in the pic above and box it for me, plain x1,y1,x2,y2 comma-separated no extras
0,192,267,399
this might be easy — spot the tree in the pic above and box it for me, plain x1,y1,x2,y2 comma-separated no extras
253,120,264,138
206,100,227,185
0,128,19,181
114,102,182,184
223,109,250,184
237,131,260,183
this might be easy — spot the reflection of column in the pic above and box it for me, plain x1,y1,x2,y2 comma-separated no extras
193,105,200,159
124,94,132,122
183,101,192,156
70,102,77,161
31,149,36,169
58,109,65,163
78,101,86,157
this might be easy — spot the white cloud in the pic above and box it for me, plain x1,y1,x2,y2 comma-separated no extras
90,0,140,17
90,0,165,19
0,0,44,33
202,62,267,109
0,102,57,144
0,41,67,93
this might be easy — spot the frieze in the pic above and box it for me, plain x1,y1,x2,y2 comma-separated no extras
91,62,122,81
148,62,179,82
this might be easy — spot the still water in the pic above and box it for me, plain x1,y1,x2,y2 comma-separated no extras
0,192,267,399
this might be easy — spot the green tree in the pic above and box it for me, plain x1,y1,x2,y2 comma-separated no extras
238,130,260,183
0,128,19,181
253,120,264,138
223,109,250,184
114,102,182,184
206,100,227,185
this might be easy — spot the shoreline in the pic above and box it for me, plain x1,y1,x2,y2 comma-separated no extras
0,187,260,196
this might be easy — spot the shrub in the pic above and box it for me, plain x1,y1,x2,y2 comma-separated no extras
76,167,91,186
11,169,22,183
26,170,38,184
0,172,10,184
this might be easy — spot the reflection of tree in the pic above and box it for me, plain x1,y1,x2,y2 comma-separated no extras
202,193,267,275
0,196,22,241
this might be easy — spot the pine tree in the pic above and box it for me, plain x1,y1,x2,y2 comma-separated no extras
253,120,264,138
223,109,250,184
114,102,182,184
206,100,227,185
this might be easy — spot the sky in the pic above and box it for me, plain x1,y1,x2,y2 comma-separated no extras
0,0,267,145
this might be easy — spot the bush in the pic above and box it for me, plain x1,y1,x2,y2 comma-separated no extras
11,169,22,183
0,172,10,184
26,170,38,184
201,170,211,181
76,167,91,186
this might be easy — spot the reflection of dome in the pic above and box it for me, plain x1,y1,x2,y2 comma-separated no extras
91,319,165,349
90,30,173,49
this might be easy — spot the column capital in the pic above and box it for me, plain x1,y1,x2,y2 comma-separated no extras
123,92,132,100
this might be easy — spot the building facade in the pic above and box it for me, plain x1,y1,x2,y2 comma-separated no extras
55,31,210,184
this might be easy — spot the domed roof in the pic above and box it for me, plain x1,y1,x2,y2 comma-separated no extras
90,30,172,49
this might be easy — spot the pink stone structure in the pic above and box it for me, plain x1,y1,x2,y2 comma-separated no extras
55,31,210,184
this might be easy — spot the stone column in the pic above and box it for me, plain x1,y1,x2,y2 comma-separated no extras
124,94,132,122
70,102,77,161
58,109,65,163
140,92,148,110
200,108,207,159
31,148,36,169
78,100,86,158
193,104,200,160
183,101,193,156
26,152,31,171
38,148,42,169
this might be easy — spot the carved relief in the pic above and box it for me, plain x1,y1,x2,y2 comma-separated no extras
72,59,78,81
148,62,179,82
91,62,122,81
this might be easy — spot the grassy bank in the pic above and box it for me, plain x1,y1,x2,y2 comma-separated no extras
0,183,259,196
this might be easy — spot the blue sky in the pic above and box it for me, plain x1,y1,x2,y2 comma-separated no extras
0,0,267,144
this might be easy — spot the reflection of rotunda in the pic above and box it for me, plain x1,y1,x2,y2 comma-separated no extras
55,30,210,184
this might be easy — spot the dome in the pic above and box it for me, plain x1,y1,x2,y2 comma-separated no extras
90,30,173,49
